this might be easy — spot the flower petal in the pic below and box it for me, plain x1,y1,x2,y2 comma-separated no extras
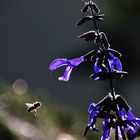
108,54,122,72
88,103,100,126
101,119,110,140
49,58,67,70
58,66,73,81
114,57,122,71
127,111,136,120
108,54,115,71
118,127,122,138
88,103,96,113
88,110,97,126
120,109,126,117
68,57,84,66
94,62,102,73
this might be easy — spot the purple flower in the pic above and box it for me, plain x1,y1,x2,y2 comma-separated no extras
108,54,122,72
49,57,84,81
101,119,110,140
127,111,140,127
120,109,140,126
94,61,102,73
83,103,100,137
88,103,100,126
93,60,102,80
119,108,140,139
92,52,123,81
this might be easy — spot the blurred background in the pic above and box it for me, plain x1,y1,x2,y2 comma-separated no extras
0,0,140,139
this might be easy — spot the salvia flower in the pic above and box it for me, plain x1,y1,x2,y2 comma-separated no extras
120,109,140,139
49,57,84,81
108,53,122,72
83,103,100,137
88,103,100,127
84,94,140,140
90,50,127,80
49,0,139,140
101,119,110,140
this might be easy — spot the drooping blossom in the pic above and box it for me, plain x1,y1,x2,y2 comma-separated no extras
101,119,110,140
49,57,84,81
108,53,122,72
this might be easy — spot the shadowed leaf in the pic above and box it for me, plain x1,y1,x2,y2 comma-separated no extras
81,3,89,13
100,32,110,49
91,3,100,13
94,14,104,21
82,50,98,60
97,111,116,119
107,48,122,57
81,2,100,13
116,95,131,112
78,30,97,41
76,16,93,26
90,71,128,80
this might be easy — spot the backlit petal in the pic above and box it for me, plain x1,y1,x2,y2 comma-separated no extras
49,58,67,70
58,66,73,81
68,57,84,66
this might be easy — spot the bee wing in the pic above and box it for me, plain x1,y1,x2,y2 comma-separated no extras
33,109,37,116
25,103,33,108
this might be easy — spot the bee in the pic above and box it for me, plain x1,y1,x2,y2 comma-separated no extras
25,101,41,116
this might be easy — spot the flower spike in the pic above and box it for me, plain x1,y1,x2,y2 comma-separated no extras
49,0,139,140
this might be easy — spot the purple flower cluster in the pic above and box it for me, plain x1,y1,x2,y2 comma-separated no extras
84,94,140,140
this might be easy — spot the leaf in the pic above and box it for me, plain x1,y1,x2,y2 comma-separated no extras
97,95,112,107
82,1,100,13
97,111,116,119
82,50,98,60
107,48,122,57
94,34,101,44
90,71,128,81
90,72,107,80
105,122,115,130
100,32,110,49
91,3,100,13
113,70,128,79
78,30,97,41
90,51,102,62
94,14,104,21
76,16,93,26
81,3,89,13
116,95,131,112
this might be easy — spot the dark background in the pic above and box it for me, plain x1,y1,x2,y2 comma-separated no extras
0,0,140,114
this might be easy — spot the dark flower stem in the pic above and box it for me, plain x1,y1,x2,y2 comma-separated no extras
89,1,127,139
89,0,99,33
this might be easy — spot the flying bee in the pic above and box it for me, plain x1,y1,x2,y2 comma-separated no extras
25,101,41,116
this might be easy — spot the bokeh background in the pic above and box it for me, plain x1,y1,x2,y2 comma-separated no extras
0,0,140,139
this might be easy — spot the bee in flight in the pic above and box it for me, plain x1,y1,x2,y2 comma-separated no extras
25,101,41,116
